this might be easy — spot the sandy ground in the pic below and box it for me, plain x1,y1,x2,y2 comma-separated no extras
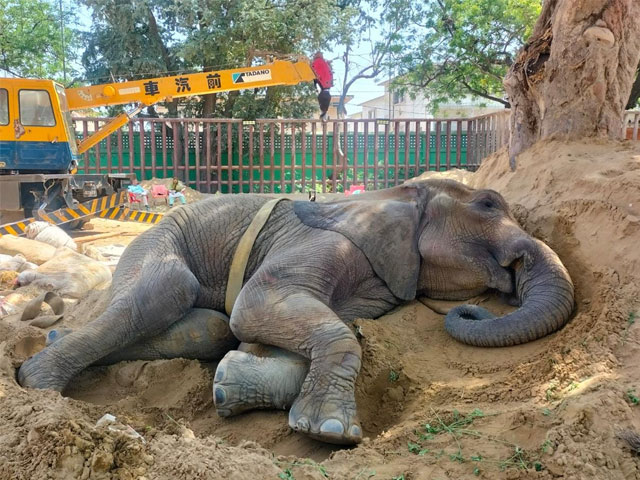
1,137,640,479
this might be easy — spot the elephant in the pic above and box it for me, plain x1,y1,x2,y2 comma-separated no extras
17,179,574,445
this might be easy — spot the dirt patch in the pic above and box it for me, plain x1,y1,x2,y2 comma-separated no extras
1,138,640,478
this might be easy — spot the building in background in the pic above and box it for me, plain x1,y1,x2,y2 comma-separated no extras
349,78,504,124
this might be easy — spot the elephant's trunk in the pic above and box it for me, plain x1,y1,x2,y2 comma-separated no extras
444,238,574,347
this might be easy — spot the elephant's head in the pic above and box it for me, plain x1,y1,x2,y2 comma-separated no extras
412,179,574,347
293,179,574,347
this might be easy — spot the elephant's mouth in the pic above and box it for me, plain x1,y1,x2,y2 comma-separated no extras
445,238,575,347
486,253,519,297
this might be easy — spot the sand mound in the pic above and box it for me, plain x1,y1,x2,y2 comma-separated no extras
410,167,475,186
1,138,640,479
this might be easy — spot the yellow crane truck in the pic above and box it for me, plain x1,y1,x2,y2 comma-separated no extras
0,56,333,232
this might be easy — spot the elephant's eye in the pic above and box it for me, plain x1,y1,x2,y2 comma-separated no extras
482,199,495,209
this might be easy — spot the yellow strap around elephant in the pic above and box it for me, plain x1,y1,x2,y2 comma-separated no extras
225,198,284,316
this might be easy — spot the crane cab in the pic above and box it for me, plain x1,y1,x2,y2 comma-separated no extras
0,78,79,174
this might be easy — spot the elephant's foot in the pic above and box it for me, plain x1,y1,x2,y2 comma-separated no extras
18,347,67,392
288,354,363,445
213,349,307,417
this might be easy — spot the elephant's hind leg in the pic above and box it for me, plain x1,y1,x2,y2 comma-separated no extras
101,308,238,363
45,309,239,364
213,344,308,417
18,260,200,391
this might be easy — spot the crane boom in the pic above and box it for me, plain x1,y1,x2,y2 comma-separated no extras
66,59,331,153
66,60,320,110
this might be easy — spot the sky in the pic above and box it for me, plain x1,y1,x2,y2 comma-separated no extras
72,1,387,117
324,50,387,116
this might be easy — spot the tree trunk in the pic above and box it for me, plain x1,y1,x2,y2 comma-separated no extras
504,0,640,167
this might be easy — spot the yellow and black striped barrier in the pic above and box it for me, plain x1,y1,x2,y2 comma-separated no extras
34,191,126,226
0,218,36,237
0,191,164,237
98,206,165,224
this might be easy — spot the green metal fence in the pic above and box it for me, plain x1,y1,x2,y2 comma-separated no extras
74,114,509,194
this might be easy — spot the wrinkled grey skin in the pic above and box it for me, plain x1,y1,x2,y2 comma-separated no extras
18,179,574,445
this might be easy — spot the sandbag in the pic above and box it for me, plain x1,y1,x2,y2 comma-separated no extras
25,222,77,251
0,236,57,265
17,248,112,298
0,254,37,273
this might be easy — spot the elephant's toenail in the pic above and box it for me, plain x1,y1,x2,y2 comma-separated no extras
319,419,345,435
46,331,58,346
349,425,362,438
216,408,231,418
295,417,310,432
214,386,226,405
214,367,225,383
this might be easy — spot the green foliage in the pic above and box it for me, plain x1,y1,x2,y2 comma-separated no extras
449,450,465,462
275,460,328,479
423,408,485,436
278,469,295,480
545,381,558,401
627,388,640,405
407,441,421,453
354,468,376,479
393,0,541,111
389,369,400,382
80,0,344,118
499,446,529,471
622,310,637,343
405,408,546,473
81,0,178,83
0,0,78,81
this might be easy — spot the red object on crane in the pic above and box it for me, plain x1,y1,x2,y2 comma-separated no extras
311,53,334,90
311,53,333,119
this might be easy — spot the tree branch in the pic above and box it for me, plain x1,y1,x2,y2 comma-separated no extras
460,79,510,107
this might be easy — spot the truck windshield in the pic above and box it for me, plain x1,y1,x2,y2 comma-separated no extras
55,84,78,155
19,90,56,126
0,89,8,125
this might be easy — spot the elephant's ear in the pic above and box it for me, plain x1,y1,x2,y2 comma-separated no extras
293,199,420,300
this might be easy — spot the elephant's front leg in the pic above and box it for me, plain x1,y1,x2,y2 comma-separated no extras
229,287,363,445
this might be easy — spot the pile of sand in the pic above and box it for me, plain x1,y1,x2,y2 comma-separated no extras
411,167,475,186
1,138,640,479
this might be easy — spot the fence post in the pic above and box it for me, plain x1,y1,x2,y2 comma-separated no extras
194,121,201,192
383,121,390,188
403,121,410,182
258,122,265,193
117,125,123,173
311,122,317,193
373,121,379,190
301,122,307,193
216,123,222,193
414,120,421,178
